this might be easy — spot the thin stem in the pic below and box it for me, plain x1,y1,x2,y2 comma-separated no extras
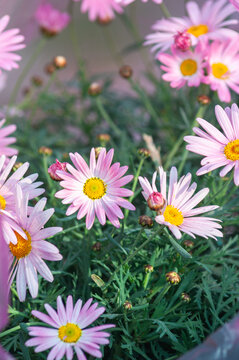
102,26,123,67
95,97,122,136
42,155,53,190
160,3,171,18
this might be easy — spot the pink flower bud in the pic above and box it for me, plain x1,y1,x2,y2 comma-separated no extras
147,192,165,211
48,159,67,181
174,31,191,52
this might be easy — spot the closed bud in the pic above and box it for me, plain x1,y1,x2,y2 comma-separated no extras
166,271,181,285
39,146,52,156
45,63,56,75
144,264,154,273
119,65,133,79
147,192,165,211
138,148,150,157
53,56,67,69
40,27,57,37
48,159,68,181
32,76,43,87
197,95,211,105
139,215,153,228
174,31,191,52
92,242,101,251
97,133,111,144
183,240,194,249
88,82,102,96
97,16,112,25
22,87,31,96
123,301,132,310
181,292,191,303
94,147,104,160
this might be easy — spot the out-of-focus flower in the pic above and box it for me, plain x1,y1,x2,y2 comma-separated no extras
53,56,67,69
39,146,52,155
74,0,124,22
35,3,71,36
174,31,191,52
139,215,153,227
0,73,7,93
155,166,222,240
88,82,102,96
116,0,162,4
26,295,115,359
0,119,18,160
48,159,68,181
55,148,135,229
204,39,239,103
145,0,237,55
9,186,62,302
158,43,206,88
197,94,211,105
139,172,165,211
230,0,239,10
119,65,133,79
0,15,25,75
184,103,239,186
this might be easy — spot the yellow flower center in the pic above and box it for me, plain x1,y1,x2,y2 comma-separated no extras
163,205,184,226
9,230,32,259
187,24,208,37
180,59,198,76
58,323,82,343
83,177,107,200
211,63,229,80
224,139,239,161
0,195,6,210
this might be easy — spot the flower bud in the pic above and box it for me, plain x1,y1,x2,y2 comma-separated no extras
13,162,23,172
32,75,43,87
144,264,154,273
139,215,153,228
166,271,181,285
147,192,165,211
92,242,101,251
39,146,52,156
97,133,111,144
119,65,133,79
53,56,67,69
88,82,102,96
123,301,132,310
181,292,191,303
22,87,31,96
45,63,56,75
40,27,57,37
97,16,112,25
174,31,191,52
197,95,211,105
138,148,150,157
94,147,105,160
183,240,194,249
48,159,67,181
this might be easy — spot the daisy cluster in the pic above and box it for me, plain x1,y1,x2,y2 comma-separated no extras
145,0,239,102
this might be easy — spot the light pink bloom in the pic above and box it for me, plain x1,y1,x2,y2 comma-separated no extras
9,186,62,302
116,0,162,4
145,0,238,55
229,0,239,10
55,148,135,229
158,43,206,88
48,159,68,181
74,0,124,22
0,119,17,160
142,167,222,240
184,104,239,186
35,3,71,36
204,39,239,103
0,15,25,75
26,295,115,359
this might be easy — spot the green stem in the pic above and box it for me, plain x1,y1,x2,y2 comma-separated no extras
0,325,21,338
9,37,47,106
95,97,122,136
42,155,53,190
160,3,171,18
102,26,123,67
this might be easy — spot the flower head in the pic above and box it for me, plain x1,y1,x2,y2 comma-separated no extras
35,3,71,36
74,0,124,22
9,186,62,301
48,159,68,181
0,15,25,75
26,295,115,359
230,0,239,10
145,0,238,55
55,148,135,229
0,119,18,160
174,30,191,52
116,0,162,4
184,103,239,186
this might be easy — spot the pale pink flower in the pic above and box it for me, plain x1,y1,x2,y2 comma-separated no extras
48,159,68,181
145,0,238,55
184,104,239,186
116,0,162,4
158,43,206,88
35,3,71,36
0,119,17,160
55,148,135,229
9,186,62,302
204,39,239,103
229,0,239,10
74,0,124,22
141,167,222,240
26,295,115,359
0,15,25,75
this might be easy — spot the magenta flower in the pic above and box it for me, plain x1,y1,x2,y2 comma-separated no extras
74,0,124,22
0,15,25,75
230,0,239,10
184,104,239,186
0,119,17,160
48,159,68,181
139,172,165,211
55,148,135,229
26,295,115,359
35,3,71,36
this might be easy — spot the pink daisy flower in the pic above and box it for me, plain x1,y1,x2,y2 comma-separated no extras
158,43,206,88
9,186,62,302
26,295,115,359
204,39,239,103
116,0,162,4
35,3,71,36
184,103,239,186
55,148,135,229
230,0,239,10
140,167,222,240
145,0,238,55
0,119,17,160
73,0,124,22
0,15,25,75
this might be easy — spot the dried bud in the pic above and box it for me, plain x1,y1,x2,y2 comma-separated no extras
48,159,68,181
174,31,191,52
138,148,150,157
144,264,154,273
92,242,101,251
22,87,31,96
166,271,181,285
119,65,133,79
197,95,211,105
97,16,112,25
147,192,165,212
139,215,153,228
13,162,23,172
181,292,191,303
53,56,67,69
32,76,43,87
39,146,53,156
45,63,56,75
183,240,194,249
94,147,104,160
88,82,102,96
97,133,111,144
123,301,132,310
40,27,58,37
